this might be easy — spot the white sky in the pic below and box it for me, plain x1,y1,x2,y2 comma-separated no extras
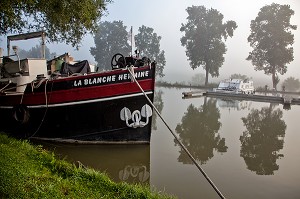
1,0,299,86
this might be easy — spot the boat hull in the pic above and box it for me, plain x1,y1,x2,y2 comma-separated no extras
0,93,153,143
0,66,155,143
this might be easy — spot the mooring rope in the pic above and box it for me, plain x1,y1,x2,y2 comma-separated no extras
0,81,11,93
0,82,28,92
127,66,226,199
28,79,52,138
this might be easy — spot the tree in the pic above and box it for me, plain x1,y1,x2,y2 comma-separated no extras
247,3,297,90
175,98,227,164
90,21,130,71
91,23,166,75
281,77,300,92
240,106,286,175
19,45,56,60
0,0,111,48
152,90,164,130
189,73,205,86
180,6,237,86
135,25,166,77
230,73,248,80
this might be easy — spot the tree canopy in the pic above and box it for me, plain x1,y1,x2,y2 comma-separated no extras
135,25,166,77
18,45,56,60
90,21,130,71
247,3,297,90
175,98,226,164
281,77,300,92
180,6,237,86
189,73,205,86
240,106,286,175
230,73,249,80
0,0,111,48
91,22,166,77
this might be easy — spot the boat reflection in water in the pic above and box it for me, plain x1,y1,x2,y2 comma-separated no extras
217,98,252,111
39,143,150,184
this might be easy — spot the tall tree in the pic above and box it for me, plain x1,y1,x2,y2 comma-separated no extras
247,3,297,90
135,25,166,77
0,0,111,47
180,6,237,86
90,21,130,71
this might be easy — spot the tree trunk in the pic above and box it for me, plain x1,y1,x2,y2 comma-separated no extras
272,70,277,90
205,67,209,86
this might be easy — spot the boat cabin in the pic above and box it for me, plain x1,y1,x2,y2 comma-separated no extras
0,31,93,93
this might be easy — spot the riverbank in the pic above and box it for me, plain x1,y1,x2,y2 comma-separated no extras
0,133,174,199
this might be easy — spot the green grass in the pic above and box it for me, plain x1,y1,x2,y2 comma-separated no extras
0,133,175,199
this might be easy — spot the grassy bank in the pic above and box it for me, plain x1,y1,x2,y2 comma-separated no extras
0,133,174,199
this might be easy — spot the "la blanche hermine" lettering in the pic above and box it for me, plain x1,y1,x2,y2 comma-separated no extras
73,70,149,87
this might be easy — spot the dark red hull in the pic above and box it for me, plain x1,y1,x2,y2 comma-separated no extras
0,66,155,143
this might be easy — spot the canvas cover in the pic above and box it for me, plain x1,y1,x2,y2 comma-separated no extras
60,60,91,75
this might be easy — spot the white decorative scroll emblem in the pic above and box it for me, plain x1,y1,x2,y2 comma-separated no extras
120,104,153,128
119,165,150,182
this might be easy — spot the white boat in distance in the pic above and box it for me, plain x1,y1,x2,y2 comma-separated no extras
214,79,255,94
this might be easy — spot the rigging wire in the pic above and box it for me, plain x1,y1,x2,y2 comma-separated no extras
127,66,226,199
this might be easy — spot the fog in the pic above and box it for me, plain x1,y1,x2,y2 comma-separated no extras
1,0,300,87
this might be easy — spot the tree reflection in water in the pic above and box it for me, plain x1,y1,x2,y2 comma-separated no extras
152,90,164,130
175,97,227,164
240,104,286,175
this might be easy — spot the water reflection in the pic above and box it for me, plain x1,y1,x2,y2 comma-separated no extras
39,143,150,184
175,97,227,164
240,104,286,175
217,99,252,110
152,90,164,130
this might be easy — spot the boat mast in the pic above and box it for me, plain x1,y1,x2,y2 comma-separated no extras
129,26,135,56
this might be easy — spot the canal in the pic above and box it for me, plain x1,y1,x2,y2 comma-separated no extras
41,87,300,199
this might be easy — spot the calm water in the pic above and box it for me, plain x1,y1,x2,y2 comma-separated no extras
41,87,300,199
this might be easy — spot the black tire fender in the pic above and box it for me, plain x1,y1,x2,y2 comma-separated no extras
12,105,30,124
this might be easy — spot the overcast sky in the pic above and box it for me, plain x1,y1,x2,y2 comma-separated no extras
1,0,299,85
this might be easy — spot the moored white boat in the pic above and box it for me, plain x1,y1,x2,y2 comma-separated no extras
213,78,254,94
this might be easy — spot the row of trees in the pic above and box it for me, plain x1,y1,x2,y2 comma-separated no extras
1,2,297,88
188,72,300,91
18,45,56,60
90,22,166,77
180,3,297,89
175,98,286,175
